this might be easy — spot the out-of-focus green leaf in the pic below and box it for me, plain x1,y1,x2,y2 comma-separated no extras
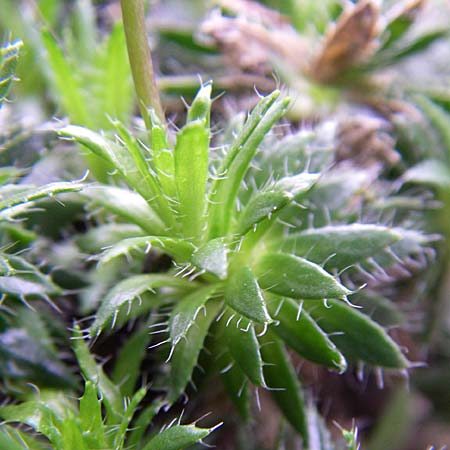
225,266,272,323
256,253,351,299
278,224,402,269
260,331,308,445
79,381,106,448
80,185,165,235
403,159,450,190
0,38,22,107
0,180,84,221
112,324,151,398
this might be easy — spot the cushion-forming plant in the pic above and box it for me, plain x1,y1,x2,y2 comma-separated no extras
57,83,430,446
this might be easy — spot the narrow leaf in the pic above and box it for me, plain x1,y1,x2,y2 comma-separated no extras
237,173,319,236
268,297,346,372
225,266,272,324
208,91,290,238
98,236,194,265
169,300,221,403
81,185,165,235
187,82,212,127
174,120,209,242
79,381,106,448
223,315,266,387
256,253,351,299
304,299,408,368
260,331,309,445
142,424,215,450
72,327,123,422
279,224,402,269
169,285,218,347
91,274,193,335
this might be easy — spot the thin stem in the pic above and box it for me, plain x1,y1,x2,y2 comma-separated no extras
120,0,164,126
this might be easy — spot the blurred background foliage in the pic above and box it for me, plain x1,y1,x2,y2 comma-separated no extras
1,0,450,449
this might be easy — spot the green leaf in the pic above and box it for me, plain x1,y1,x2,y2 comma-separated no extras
149,109,176,199
114,388,146,450
169,300,221,403
303,299,408,368
91,274,193,335
220,354,251,420
256,253,351,300
80,185,165,235
187,82,212,127
225,266,272,324
98,236,194,265
127,402,162,449
174,120,210,242
268,297,346,372
208,91,290,238
0,402,63,448
112,325,151,398
59,125,161,204
141,424,215,450
0,180,84,221
192,238,228,279
403,159,450,190
72,327,123,423
260,331,308,445
98,22,133,124
222,315,266,387
169,285,218,347
79,381,106,449
236,173,319,236
413,95,450,161
278,224,402,269
41,29,90,126
0,38,22,107
110,119,173,223
76,224,145,253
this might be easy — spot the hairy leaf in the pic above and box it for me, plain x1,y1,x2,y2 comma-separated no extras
225,266,272,323
268,297,346,372
256,253,351,299
260,332,308,445
192,238,228,279
279,224,402,269
304,299,408,368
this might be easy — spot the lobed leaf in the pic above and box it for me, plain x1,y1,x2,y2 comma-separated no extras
256,253,351,300
278,224,402,269
79,381,106,448
225,266,272,324
303,299,408,368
